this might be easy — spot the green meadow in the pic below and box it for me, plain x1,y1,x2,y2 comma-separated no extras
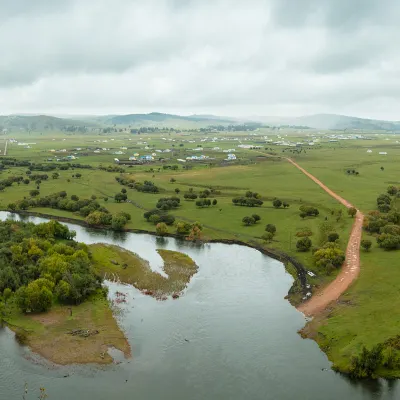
2,129,400,375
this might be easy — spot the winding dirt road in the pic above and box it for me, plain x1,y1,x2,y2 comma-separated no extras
286,158,364,317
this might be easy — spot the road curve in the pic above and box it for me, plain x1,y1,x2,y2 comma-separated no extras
286,158,364,317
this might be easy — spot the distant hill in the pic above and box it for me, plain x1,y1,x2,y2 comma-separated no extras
101,112,236,127
252,114,400,131
0,115,97,131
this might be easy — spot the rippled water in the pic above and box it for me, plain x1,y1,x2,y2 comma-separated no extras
0,212,398,399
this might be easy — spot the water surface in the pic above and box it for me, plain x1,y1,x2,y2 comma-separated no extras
0,212,397,399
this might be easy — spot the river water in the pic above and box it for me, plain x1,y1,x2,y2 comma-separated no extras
0,212,397,400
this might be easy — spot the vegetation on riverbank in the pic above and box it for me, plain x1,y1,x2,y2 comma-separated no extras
90,244,198,298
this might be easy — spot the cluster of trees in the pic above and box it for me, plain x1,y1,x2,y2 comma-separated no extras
196,199,217,208
262,224,276,242
156,197,180,210
232,197,263,207
99,165,125,173
7,192,129,231
377,193,392,213
346,169,359,175
85,211,131,231
0,220,104,314
163,165,179,171
175,221,203,240
272,199,289,209
363,205,400,250
114,191,128,202
184,193,198,200
313,242,346,274
299,205,319,218
242,214,261,226
134,181,159,193
144,209,176,226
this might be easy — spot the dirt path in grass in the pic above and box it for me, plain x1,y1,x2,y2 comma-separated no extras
286,158,364,317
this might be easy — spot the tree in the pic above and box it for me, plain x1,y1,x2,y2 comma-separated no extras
114,192,127,202
121,188,127,194
262,232,274,243
327,232,339,242
91,194,97,200
314,243,345,268
52,172,59,180
387,185,398,196
170,178,176,183
23,178,30,185
348,207,357,217
104,197,108,202
75,173,82,178
111,215,127,231
149,214,161,224
242,216,255,226
273,199,282,208
296,237,312,252
176,221,192,235
30,189,40,197
156,222,168,236
71,195,79,201
282,201,290,208
175,188,180,194
265,224,276,235
361,239,372,251
7,203,16,211
212,199,217,206
3,288,12,304
252,214,261,223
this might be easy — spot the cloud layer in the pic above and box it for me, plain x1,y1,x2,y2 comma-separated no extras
1,0,399,118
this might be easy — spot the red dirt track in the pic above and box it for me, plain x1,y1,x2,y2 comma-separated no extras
286,158,364,317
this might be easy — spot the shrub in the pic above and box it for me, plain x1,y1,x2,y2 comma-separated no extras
272,199,282,208
361,239,372,251
296,237,312,252
348,207,357,217
314,243,345,268
265,224,276,234
327,232,339,242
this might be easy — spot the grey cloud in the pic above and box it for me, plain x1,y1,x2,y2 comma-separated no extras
0,0,400,118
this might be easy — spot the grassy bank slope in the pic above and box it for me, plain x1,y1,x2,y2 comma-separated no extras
7,293,130,365
90,244,198,298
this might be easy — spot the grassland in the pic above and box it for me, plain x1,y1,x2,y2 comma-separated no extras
7,293,131,365
2,128,400,375
90,244,198,298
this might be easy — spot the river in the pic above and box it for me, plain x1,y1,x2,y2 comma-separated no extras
0,212,397,399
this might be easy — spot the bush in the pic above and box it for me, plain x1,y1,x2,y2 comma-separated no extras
314,243,345,268
265,224,276,234
272,199,282,208
299,205,319,218
296,237,312,252
261,232,274,243
348,207,357,217
327,232,339,242
156,222,168,236
361,239,372,251
242,216,256,226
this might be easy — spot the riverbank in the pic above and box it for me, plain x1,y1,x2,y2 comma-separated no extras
13,210,310,305
6,293,131,365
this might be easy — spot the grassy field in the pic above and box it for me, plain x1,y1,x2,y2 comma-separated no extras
2,129,400,375
90,244,198,298
7,292,131,365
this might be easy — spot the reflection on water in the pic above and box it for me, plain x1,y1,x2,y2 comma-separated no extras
0,212,398,400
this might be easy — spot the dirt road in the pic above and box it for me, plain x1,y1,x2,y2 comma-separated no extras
286,158,364,317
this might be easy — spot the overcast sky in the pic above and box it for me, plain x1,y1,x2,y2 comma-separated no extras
1,0,399,119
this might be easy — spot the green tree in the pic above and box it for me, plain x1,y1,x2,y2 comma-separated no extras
361,239,372,251
387,185,398,196
175,188,180,194
212,199,217,206
265,224,276,235
296,237,312,252
75,173,82,178
273,199,282,208
52,172,59,179
111,215,127,231
348,207,357,217
121,188,127,194
30,189,40,197
327,232,339,242
242,216,255,226
262,232,274,243
252,214,261,223
3,288,12,304
156,222,168,236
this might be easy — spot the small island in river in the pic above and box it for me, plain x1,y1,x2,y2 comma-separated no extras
0,219,198,365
